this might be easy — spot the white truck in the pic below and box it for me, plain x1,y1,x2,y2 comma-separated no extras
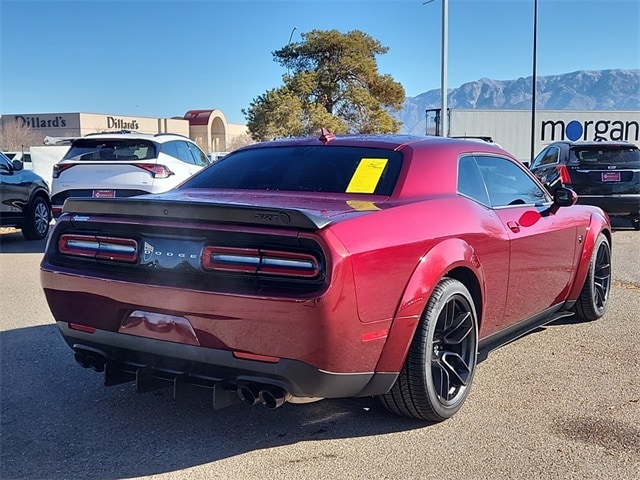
28,145,70,188
426,108,640,162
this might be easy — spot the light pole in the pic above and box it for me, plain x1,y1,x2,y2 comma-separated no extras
286,26,298,78
424,0,448,137
530,0,538,162
441,0,448,137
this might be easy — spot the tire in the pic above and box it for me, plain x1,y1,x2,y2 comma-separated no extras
22,196,50,241
379,278,478,422
573,233,611,321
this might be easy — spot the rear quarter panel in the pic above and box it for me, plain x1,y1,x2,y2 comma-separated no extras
326,196,510,324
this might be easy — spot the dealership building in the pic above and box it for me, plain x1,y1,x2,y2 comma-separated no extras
0,109,248,153
3,109,639,161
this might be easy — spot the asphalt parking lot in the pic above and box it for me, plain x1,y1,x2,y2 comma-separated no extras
0,223,638,480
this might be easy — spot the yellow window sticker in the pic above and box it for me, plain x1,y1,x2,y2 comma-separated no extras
346,158,388,194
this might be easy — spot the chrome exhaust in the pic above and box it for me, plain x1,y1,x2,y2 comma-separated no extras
259,387,290,409
237,385,261,405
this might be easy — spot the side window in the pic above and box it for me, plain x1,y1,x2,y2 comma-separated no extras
188,143,209,167
161,141,179,160
457,156,490,206
476,156,549,207
175,141,196,164
532,146,559,168
0,154,11,172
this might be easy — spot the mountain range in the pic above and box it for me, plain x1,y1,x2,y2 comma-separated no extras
395,69,640,136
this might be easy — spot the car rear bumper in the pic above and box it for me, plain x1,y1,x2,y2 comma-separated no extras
576,194,640,216
57,322,397,399
41,259,397,399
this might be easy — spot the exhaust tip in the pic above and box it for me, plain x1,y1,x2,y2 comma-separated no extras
237,385,260,406
259,387,289,409
73,347,106,372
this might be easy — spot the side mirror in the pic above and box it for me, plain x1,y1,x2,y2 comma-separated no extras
543,187,577,216
12,159,24,171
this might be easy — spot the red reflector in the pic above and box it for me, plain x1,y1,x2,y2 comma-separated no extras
233,351,280,363
362,329,389,342
69,323,96,334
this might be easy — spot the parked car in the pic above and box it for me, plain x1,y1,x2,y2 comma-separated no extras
41,133,611,422
50,131,210,217
207,151,230,163
0,151,51,240
530,141,640,230
3,151,33,170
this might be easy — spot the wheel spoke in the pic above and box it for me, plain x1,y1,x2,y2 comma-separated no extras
440,351,471,387
433,351,471,401
443,310,472,345
432,360,451,401
593,276,609,308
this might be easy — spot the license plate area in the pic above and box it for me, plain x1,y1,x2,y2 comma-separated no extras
93,189,115,198
601,172,620,182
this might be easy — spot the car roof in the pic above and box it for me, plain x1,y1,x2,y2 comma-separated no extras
79,131,194,144
550,140,638,149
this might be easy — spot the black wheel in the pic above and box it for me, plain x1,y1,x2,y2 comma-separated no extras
631,215,640,231
379,278,478,421
574,233,611,321
22,196,50,240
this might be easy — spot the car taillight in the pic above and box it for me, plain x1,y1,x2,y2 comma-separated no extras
135,164,174,178
59,234,138,263
557,165,572,184
52,164,75,178
202,246,320,278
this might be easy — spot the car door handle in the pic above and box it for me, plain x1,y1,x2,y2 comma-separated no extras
507,221,520,233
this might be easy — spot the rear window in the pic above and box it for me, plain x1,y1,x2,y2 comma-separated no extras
181,145,403,195
570,145,640,166
63,139,156,161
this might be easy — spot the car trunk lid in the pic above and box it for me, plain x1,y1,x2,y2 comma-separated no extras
61,189,392,230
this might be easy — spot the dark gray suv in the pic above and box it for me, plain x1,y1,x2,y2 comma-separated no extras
0,151,51,240
531,141,640,230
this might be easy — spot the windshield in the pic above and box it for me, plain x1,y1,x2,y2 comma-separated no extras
570,145,640,166
63,139,156,161
181,145,403,195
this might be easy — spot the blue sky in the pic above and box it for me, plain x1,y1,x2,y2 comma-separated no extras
1,0,638,124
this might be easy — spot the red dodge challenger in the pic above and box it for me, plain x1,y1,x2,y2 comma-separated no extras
40,133,612,421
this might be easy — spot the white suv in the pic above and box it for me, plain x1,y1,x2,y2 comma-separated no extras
51,131,210,217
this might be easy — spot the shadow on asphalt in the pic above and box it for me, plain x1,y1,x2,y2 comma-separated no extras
0,325,426,480
0,230,48,254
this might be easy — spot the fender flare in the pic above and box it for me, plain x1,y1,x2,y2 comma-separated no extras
567,211,611,301
374,237,485,373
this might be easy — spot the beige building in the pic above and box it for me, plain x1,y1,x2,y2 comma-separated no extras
0,110,248,153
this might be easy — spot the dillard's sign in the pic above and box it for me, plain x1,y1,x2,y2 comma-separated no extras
15,115,67,128
12,115,141,131
541,118,639,143
107,116,139,130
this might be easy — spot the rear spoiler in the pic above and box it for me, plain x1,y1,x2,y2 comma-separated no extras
62,198,332,230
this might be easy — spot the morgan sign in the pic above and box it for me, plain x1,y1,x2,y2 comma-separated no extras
541,118,639,143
